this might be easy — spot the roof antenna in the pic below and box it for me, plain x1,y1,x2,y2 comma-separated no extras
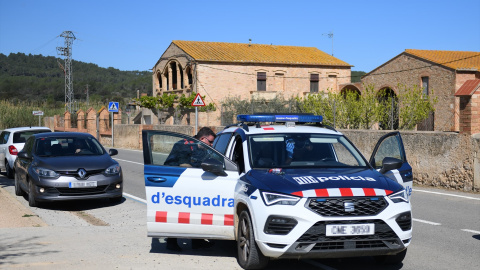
322,31,334,56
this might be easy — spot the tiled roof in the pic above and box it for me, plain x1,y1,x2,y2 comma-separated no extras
405,49,480,70
455,79,480,96
172,40,351,66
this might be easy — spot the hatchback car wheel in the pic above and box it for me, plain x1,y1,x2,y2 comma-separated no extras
14,172,24,196
5,161,14,179
28,180,38,207
237,210,269,269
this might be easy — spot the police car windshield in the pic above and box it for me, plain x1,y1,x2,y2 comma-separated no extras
248,134,367,169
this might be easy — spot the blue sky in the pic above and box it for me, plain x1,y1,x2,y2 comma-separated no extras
1,0,479,72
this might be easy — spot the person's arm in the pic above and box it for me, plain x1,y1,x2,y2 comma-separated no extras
285,139,295,165
164,142,182,166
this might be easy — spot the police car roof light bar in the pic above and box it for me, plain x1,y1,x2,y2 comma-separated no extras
237,114,323,123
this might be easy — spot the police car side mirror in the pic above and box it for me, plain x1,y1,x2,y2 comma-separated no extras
201,158,228,177
109,149,118,156
379,157,403,174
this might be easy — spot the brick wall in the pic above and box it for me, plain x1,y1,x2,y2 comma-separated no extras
459,90,480,134
362,54,457,131
189,63,350,126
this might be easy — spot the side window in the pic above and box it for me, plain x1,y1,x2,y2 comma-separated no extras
23,137,35,154
373,135,403,168
231,137,245,174
148,133,225,169
213,133,232,155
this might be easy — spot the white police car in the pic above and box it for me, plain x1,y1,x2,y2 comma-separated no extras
142,114,412,269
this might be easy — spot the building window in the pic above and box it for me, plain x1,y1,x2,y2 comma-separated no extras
310,74,319,93
257,72,266,91
422,77,429,96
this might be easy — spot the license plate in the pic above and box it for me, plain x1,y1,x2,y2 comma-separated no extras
326,224,375,236
69,181,97,188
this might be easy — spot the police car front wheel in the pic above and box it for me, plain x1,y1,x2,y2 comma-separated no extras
237,210,269,269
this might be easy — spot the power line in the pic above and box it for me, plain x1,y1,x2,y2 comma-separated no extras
195,53,480,81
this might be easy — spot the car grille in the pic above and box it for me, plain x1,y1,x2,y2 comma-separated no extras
296,220,400,251
56,169,104,179
307,197,387,217
56,185,108,195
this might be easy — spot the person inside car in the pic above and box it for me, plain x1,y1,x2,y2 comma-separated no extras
284,135,314,165
164,127,216,168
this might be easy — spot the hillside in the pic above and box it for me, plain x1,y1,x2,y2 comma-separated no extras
0,53,152,106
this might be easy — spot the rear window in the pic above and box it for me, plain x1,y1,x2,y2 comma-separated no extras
0,131,10,144
13,130,50,143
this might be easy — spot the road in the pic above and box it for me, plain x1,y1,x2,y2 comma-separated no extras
1,148,479,270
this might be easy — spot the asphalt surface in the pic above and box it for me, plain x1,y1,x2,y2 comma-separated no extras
0,147,479,270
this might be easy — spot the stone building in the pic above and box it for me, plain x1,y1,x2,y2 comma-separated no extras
356,49,480,132
152,40,352,126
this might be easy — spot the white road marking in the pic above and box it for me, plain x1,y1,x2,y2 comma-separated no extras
124,192,147,204
115,158,143,165
413,189,480,201
413,218,441,226
461,229,480,234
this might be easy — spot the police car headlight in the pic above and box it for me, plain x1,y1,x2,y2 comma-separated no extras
388,189,408,203
105,164,121,175
33,167,59,178
261,191,300,206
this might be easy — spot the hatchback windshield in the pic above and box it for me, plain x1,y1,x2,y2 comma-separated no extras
248,133,367,168
35,137,104,157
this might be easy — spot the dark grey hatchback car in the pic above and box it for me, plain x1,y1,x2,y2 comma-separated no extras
14,132,123,207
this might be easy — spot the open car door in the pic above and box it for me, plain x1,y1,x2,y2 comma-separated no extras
142,130,239,240
369,131,413,200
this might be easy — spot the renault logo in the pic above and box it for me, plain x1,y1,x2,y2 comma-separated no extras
78,169,87,179
344,202,355,212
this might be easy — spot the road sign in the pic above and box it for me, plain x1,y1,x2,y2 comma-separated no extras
32,111,44,116
108,101,119,112
191,93,206,107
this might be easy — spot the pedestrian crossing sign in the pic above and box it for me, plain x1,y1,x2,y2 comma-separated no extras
191,93,206,107
108,101,119,112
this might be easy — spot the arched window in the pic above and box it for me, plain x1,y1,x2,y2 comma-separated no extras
377,87,399,130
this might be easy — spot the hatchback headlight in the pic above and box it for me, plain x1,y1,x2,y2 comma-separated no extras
261,191,301,206
105,164,121,175
388,189,408,203
34,167,59,178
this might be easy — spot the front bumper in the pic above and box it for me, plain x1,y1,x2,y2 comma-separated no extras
242,190,412,259
30,173,123,202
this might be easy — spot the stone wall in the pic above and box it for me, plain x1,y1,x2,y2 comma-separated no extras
111,124,479,192
341,130,479,192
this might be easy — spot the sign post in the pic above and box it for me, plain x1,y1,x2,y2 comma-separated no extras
191,93,206,135
108,101,119,147
32,111,44,126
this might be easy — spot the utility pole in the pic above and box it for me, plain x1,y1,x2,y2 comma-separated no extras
57,31,76,113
